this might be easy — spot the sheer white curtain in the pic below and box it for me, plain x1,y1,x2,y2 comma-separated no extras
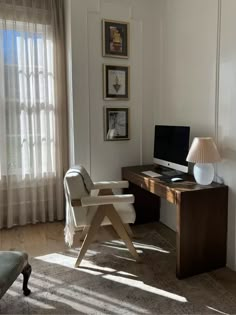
0,0,68,228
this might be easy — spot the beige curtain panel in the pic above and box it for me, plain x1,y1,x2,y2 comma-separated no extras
0,0,68,228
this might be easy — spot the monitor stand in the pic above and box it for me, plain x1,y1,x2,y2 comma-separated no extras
154,165,183,177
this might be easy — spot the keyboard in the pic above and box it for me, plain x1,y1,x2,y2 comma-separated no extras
142,170,162,178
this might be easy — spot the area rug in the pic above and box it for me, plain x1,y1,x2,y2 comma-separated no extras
1,227,236,314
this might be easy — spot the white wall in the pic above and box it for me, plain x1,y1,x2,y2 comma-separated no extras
218,0,236,270
65,0,158,181
156,0,218,231
156,0,218,138
156,0,236,270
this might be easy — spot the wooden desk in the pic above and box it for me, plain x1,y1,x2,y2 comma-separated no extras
122,165,228,279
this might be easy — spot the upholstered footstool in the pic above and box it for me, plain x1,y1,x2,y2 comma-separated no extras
0,251,31,299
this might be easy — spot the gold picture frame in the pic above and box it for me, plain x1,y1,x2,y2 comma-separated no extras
103,64,130,100
104,107,130,141
102,19,129,58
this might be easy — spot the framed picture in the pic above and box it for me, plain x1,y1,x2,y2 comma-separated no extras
102,19,129,58
103,64,129,100
104,107,129,141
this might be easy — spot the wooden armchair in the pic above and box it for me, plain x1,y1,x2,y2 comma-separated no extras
64,165,139,267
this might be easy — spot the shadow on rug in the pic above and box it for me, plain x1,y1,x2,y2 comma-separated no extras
1,228,236,314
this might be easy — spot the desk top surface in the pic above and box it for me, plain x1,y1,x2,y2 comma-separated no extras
122,165,227,204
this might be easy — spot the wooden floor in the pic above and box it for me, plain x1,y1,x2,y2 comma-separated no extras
0,221,236,298
0,221,120,257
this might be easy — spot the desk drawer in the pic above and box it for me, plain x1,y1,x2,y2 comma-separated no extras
122,168,177,204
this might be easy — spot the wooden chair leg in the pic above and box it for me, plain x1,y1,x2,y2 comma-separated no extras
78,226,90,241
98,190,135,238
75,207,106,267
124,224,134,238
75,204,140,267
105,206,140,261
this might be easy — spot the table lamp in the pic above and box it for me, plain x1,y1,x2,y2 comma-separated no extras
186,137,221,185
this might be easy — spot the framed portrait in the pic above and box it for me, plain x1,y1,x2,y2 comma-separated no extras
102,19,129,58
104,107,129,141
103,64,129,100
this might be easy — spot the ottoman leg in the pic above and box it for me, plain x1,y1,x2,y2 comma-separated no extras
21,263,32,296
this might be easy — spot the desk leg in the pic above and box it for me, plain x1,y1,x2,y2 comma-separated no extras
176,187,228,279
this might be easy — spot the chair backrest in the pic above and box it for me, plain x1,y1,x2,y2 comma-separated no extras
64,165,94,228
64,165,94,200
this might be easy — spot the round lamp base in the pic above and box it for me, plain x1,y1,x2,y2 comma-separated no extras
193,163,214,185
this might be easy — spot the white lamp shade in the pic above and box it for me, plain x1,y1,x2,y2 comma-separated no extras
186,137,221,163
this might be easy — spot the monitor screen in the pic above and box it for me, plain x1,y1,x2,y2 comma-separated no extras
153,125,190,173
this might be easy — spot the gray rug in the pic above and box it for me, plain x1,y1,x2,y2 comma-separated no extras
1,228,236,314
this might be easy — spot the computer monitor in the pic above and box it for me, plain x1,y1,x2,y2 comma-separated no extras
153,125,190,173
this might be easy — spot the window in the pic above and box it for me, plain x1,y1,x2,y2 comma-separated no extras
0,0,66,228
0,21,56,178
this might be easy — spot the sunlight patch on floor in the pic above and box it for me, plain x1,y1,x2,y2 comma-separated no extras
79,264,137,278
78,264,116,273
35,253,76,268
35,252,101,272
114,254,137,262
5,289,20,297
206,306,230,315
133,241,170,253
105,239,170,253
117,270,138,277
35,252,122,275
68,248,99,257
103,274,188,303
101,243,143,253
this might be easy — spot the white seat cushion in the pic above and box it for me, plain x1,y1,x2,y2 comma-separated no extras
73,202,136,228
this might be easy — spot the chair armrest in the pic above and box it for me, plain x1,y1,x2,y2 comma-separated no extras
92,181,129,190
81,194,134,207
